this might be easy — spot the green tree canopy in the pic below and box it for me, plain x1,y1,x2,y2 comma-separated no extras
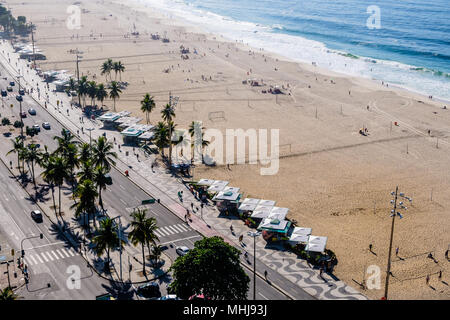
169,236,249,300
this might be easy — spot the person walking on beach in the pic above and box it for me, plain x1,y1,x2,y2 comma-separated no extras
395,247,399,256
426,274,430,285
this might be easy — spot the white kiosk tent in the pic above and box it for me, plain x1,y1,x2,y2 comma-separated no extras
197,179,215,186
207,180,229,193
306,236,328,253
267,207,289,221
288,227,312,243
250,205,273,219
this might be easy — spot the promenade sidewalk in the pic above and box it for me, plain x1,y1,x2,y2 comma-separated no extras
0,39,367,300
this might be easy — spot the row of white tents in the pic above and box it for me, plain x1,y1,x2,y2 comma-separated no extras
197,178,328,253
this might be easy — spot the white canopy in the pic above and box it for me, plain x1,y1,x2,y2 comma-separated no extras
197,179,215,186
292,227,312,236
222,186,240,193
268,207,289,220
212,189,241,201
258,218,289,231
289,234,309,243
242,198,260,205
238,203,258,212
250,205,273,219
259,199,276,207
207,180,229,192
306,236,328,252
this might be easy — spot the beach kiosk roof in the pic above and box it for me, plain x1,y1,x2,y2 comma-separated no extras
268,207,289,221
212,188,241,202
242,198,261,205
207,180,229,193
197,179,215,186
98,112,121,122
306,236,328,253
250,205,273,219
292,227,312,236
288,227,312,243
257,218,291,234
138,131,155,140
238,202,258,212
121,126,143,137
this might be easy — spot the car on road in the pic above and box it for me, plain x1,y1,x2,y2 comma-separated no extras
18,89,25,95
42,122,51,130
33,124,40,132
104,173,112,185
175,246,190,256
15,95,23,102
31,210,43,222
28,108,36,115
157,295,180,300
20,111,27,118
6,86,12,92
136,282,161,299
1,90,7,97
9,81,15,86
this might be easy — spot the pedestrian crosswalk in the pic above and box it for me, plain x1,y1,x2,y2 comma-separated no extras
154,223,192,238
23,247,79,266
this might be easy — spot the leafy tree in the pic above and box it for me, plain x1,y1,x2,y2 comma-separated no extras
140,93,155,124
72,179,98,234
153,121,169,156
169,236,249,300
77,159,95,183
91,136,117,170
13,120,23,128
96,83,108,107
92,217,123,272
161,103,176,166
2,117,10,126
78,142,92,164
23,143,43,193
40,153,58,216
87,81,97,107
54,128,78,156
93,165,110,212
0,287,19,300
77,76,88,108
50,156,70,218
108,81,122,112
7,137,24,175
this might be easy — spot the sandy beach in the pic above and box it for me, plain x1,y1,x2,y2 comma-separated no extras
3,0,449,299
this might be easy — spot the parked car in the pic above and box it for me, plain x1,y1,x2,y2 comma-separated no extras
18,89,25,95
33,124,40,132
6,86,12,92
15,95,23,102
104,173,112,185
28,108,36,115
20,111,27,118
1,90,7,97
31,210,43,222
42,122,51,130
9,81,15,86
175,246,190,256
136,282,161,299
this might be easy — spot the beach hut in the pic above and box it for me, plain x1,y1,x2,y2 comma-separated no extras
250,205,273,219
288,227,312,243
207,180,229,193
197,179,215,186
257,218,291,235
267,207,289,221
212,186,242,214
259,199,276,207
238,198,260,213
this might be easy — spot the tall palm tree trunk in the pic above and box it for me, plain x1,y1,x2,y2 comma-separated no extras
142,244,146,276
50,185,57,216
58,184,62,218
99,187,104,212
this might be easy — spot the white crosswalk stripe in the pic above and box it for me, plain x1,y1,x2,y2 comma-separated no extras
171,224,185,233
29,255,38,265
67,248,75,257
56,249,65,259
45,251,54,261
154,229,163,237
166,226,179,234
22,247,79,266
157,228,169,236
51,250,59,260
153,223,194,238
39,252,49,262
62,248,70,258
34,254,43,264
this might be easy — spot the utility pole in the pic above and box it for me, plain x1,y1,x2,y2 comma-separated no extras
30,22,36,69
75,50,82,107
384,187,411,299
248,231,261,300
17,76,24,138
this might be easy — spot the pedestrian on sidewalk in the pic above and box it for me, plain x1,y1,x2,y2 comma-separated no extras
264,270,268,281
238,234,243,243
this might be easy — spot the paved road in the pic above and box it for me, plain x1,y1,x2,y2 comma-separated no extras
0,63,297,300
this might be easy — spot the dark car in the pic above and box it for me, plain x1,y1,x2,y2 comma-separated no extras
31,210,43,222
19,89,25,95
6,86,12,92
136,282,161,299
15,95,23,102
1,90,7,97
28,108,36,115
9,81,15,86
104,173,112,185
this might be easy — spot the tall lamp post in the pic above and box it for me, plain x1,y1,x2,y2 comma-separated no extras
86,128,94,146
383,186,412,300
112,216,123,283
17,75,24,138
247,231,261,300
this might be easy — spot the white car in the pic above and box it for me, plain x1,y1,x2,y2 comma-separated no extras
158,295,180,300
175,246,190,256
42,122,51,130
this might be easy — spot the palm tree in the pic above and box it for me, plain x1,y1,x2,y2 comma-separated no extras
0,287,19,300
66,77,77,96
7,137,24,175
51,156,70,218
77,76,88,108
77,159,95,182
96,83,108,108
161,103,176,166
108,81,122,112
150,244,163,268
78,143,92,164
72,179,98,234
140,93,155,124
64,143,80,197
112,61,120,81
100,60,111,82
92,217,122,272
91,136,117,170
153,121,169,157
24,143,43,192
144,217,159,262
117,61,125,81
41,155,58,216
129,208,150,276
87,81,97,107
54,128,78,156
93,165,110,212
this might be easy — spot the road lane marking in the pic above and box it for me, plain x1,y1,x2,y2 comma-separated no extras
158,228,169,236
177,224,189,232
161,226,174,235
45,251,54,261
40,252,49,262
120,198,127,205
62,249,70,258
171,224,185,233
70,248,78,256
166,226,180,234
67,248,75,257
56,249,65,259
26,242,65,250
154,229,163,237
160,235,203,246
259,293,269,300
34,254,43,264
29,255,38,265
51,250,59,260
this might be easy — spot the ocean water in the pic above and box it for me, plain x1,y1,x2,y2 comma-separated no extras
140,0,450,101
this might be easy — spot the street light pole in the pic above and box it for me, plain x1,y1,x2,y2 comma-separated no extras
248,231,261,300
384,187,411,300
112,216,123,283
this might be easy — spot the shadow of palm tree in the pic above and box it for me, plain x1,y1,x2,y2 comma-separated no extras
101,281,135,300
